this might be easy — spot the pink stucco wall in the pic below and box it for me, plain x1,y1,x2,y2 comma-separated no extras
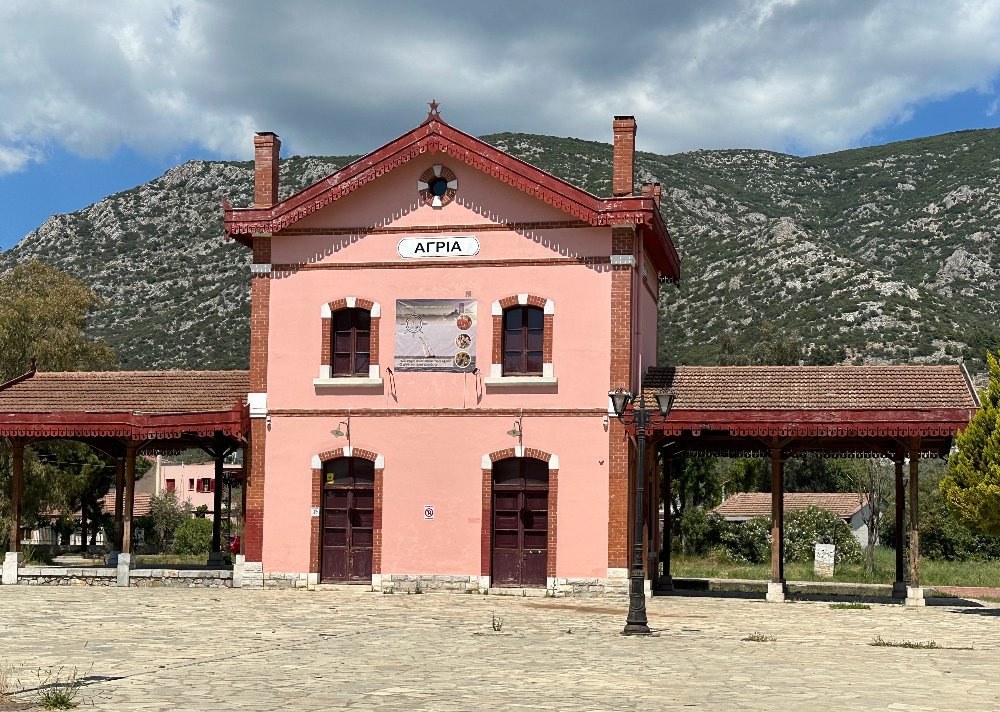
260,156,657,580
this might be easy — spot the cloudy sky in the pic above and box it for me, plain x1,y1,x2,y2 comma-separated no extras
1,0,999,248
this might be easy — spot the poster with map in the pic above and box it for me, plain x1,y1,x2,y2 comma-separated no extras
394,299,477,372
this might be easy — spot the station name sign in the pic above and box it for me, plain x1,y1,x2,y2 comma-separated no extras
397,235,480,259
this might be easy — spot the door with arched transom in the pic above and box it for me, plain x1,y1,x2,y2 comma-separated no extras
492,457,548,587
321,457,374,582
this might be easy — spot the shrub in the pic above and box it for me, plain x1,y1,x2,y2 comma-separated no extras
172,518,213,556
784,506,862,564
720,515,771,563
679,508,724,555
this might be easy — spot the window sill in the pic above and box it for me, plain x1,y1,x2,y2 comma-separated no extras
484,376,558,387
313,377,384,388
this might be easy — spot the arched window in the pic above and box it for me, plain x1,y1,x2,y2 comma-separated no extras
502,305,544,376
331,308,371,376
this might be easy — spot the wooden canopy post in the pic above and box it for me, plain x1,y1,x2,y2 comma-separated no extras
659,453,673,591
647,447,659,584
121,441,137,555
9,438,25,553
114,456,125,551
906,443,924,605
892,454,906,599
767,447,786,602
211,453,225,563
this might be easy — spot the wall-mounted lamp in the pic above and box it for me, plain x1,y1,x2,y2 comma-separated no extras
506,414,523,446
331,416,350,439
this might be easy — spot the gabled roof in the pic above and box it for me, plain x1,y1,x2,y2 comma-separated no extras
102,493,152,517
223,117,679,278
712,492,867,519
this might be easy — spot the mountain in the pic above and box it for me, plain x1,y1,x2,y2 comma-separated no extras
2,128,998,376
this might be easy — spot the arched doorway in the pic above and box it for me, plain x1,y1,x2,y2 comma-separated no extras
320,457,375,582
491,457,549,587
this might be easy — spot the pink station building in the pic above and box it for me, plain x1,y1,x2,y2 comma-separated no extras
223,110,679,592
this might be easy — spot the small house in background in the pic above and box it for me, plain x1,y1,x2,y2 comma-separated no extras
712,493,873,546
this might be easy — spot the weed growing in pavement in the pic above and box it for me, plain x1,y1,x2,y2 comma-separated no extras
830,603,871,610
0,661,17,701
742,632,776,642
35,667,83,709
413,580,423,594
870,636,942,649
491,613,504,632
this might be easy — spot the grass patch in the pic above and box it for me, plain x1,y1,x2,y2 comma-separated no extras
671,547,1000,588
133,554,209,566
869,636,940,649
742,631,776,642
869,635,973,650
830,602,871,610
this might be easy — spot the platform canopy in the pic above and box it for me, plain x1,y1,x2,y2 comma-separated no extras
0,369,248,444
0,368,249,557
632,364,981,602
640,364,980,457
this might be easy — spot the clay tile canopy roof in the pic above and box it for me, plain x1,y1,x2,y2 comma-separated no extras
643,365,978,410
712,492,867,520
639,365,978,440
0,370,249,440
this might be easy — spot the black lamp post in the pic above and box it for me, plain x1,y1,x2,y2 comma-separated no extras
609,386,675,636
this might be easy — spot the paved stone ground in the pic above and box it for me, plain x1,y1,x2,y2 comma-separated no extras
1,587,999,711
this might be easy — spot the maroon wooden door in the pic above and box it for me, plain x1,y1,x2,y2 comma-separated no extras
492,458,548,587
321,458,375,583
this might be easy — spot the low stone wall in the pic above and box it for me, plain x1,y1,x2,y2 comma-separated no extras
7,566,232,588
15,566,117,586
130,569,232,588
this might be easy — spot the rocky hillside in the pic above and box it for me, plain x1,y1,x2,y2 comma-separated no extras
2,128,998,374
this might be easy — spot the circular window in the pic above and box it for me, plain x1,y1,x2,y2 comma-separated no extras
418,165,457,208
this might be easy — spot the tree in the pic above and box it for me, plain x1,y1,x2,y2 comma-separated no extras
941,351,1000,535
0,261,116,549
145,491,190,552
844,458,891,576
0,260,114,380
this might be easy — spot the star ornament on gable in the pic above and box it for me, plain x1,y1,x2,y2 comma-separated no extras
427,99,441,120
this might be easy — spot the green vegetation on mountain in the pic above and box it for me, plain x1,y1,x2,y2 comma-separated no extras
2,127,998,375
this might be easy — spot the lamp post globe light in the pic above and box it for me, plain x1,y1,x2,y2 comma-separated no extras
608,387,674,636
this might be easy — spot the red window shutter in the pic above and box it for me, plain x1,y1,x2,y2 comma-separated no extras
209,479,215,492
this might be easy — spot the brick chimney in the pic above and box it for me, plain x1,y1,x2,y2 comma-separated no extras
612,116,636,197
254,132,281,208
641,182,662,207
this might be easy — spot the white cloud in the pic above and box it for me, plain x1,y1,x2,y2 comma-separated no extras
0,0,999,175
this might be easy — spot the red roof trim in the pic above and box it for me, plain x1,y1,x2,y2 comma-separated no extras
645,407,974,438
223,119,679,278
0,407,247,440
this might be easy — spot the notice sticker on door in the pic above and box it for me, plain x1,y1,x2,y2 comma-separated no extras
311,507,320,517
423,505,435,520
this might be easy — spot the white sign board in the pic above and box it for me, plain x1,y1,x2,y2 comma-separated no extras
423,505,435,520
397,236,479,259
311,507,320,517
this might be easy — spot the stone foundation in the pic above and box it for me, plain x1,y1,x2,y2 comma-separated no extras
9,566,232,587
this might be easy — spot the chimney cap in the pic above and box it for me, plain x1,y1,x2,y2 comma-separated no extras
255,131,279,138
613,115,636,122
